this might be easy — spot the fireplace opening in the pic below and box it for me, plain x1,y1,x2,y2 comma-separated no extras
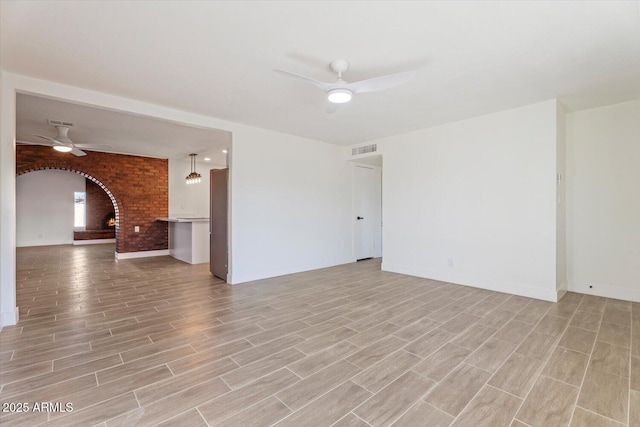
102,212,116,229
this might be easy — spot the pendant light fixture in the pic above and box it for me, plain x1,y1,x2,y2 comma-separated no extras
185,153,202,184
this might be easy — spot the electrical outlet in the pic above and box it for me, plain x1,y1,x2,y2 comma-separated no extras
134,226,140,233
448,258,454,268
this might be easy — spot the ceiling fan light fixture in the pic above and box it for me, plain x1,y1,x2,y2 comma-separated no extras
186,153,202,185
53,145,73,153
327,88,352,104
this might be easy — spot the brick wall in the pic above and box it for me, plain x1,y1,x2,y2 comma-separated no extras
86,179,115,230
16,145,168,254
74,230,116,240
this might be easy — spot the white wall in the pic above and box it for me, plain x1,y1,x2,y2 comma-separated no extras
16,170,86,247
229,126,352,283
566,99,640,302
169,133,353,285
556,103,567,295
371,100,561,301
0,69,18,326
169,158,218,218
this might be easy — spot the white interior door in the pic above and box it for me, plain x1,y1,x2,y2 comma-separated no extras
354,164,379,260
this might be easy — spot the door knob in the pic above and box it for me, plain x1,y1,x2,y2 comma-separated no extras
357,216,364,220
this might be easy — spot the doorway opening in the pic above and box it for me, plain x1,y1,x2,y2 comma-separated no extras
351,155,382,262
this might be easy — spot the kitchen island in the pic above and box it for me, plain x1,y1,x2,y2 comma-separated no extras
156,217,209,264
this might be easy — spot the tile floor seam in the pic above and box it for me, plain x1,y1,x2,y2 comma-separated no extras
567,297,604,427
538,372,582,389
485,382,528,401
463,297,572,426
132,388,143,411
445,366,497,422
195,407,211,427
376,378,439,427
350,411,374,426
220,394,282,426
275,366,361,415
273,394,295,414
419,365,470,418
48,390,138,425
557,342,594,356
575,404,628,426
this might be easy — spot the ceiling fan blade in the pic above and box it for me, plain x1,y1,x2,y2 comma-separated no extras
17,140,55,147
274,69,333,91
35,134,71,148
35,134,59,143
347,71,416,94
74,143,113,149
70,147,87,157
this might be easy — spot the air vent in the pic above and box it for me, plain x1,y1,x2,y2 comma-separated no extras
48,119,74,127
352,144,377,156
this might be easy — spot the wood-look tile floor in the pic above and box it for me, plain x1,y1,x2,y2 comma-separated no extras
1,244,638,426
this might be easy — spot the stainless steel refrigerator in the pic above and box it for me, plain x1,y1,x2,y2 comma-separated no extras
210,168,228,280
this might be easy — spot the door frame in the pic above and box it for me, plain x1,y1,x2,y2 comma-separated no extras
351,160,383,261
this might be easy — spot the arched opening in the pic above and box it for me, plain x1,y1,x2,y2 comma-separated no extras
16,166,122,253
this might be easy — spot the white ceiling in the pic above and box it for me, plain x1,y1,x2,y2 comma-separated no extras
15,93,230,164
2,1,639,148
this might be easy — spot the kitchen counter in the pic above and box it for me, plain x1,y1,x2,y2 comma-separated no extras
155,217,209,223
156,217,209,264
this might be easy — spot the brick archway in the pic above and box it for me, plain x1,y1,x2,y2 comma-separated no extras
17,165,122,251
16,145,169,254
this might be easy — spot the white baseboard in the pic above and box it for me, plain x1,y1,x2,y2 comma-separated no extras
1,307,19,327
115,249,170,260
381,262,560,302
568,280,640,303
17,240,73,247
557,281,568,301
228,257,353,285
73,239,116,245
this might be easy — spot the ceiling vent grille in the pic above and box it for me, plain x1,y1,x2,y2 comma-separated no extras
352,144,377,156
48,119,74,127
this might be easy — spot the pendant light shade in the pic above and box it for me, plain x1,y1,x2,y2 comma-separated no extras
186,153,202,184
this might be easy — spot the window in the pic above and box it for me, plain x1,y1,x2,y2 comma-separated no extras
74,192,86,229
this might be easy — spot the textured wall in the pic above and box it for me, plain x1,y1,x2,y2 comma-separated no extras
16,145,168,253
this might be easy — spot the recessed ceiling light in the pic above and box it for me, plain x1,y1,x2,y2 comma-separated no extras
222,149,228,154
203,157,211,161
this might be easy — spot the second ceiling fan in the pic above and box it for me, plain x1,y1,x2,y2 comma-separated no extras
22,120,112,157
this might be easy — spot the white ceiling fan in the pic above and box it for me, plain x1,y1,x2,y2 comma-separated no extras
18,120,112,157
275,59,416,109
